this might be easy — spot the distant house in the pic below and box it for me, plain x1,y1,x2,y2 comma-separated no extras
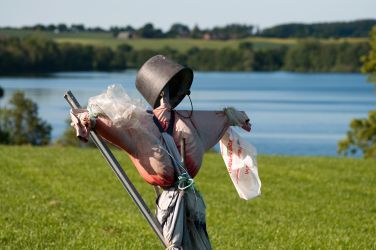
0,34,9,40
202,33,212,40
117,31,134,39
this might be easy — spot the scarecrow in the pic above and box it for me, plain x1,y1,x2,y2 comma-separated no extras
69,55,255,249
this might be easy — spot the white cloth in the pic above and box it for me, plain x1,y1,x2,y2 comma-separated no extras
156,187,211,250
157,132,211,250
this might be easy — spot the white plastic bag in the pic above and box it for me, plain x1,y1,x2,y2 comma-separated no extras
219,128,261,200
88,84,147,129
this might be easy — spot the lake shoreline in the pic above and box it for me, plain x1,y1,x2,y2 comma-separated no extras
0,69,365,78
0,71,374,156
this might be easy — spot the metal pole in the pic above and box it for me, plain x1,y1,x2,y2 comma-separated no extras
64,90,168,248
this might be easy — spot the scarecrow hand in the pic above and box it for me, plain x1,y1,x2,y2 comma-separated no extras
224,107,251,132
70,109,96,142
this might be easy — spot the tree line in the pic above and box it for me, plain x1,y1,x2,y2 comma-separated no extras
110,23,255,40
0,36,128,73
260,19,376,38
2,19,375,39
0,36,370,74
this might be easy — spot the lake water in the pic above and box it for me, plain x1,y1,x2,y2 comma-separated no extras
0,71,375,156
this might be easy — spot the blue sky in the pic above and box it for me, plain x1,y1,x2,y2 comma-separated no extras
1,0,375,30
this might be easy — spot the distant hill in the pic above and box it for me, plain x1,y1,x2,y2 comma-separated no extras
259,19,376,38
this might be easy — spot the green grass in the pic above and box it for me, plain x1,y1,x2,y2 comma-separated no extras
0,145,375,249
0,29,369,52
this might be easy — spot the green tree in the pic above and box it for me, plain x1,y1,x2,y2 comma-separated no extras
284,39,322,72
136,23,164,38
57,23,68,32
21,35,61,72
362,28,376,83
59,43,94,71
338,27,376,158
92,47,114,70
283,39,369,72
260,19,376,38
167,23,190,38
190,25,203,39
0,86,5,142
210,24,254,40
253,46,287,71
0,91,51,145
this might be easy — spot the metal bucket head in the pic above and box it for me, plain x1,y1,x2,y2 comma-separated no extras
136,55,193,109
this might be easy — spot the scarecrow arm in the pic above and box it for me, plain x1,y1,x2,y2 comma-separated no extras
177,109,251,151
94,117,137,154
175,110,229,150
70,108,137,154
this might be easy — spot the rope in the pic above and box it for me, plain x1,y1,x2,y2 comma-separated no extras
177,173,194,191
159,145,195,191
175,95,193,119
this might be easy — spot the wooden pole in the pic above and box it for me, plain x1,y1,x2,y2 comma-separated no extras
64,90,168,248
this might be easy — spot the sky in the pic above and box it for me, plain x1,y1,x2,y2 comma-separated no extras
0,0,375,30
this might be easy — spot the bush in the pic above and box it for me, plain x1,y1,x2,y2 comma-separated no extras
0,91,51,145
338,26,376,158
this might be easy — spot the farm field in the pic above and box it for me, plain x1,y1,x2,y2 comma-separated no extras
0,145,375,249
0,29,369,52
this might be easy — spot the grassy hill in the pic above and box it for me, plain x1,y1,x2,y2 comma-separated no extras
0,29,369,52
54,36,298,51
53,36,369,52
0,145,375,249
